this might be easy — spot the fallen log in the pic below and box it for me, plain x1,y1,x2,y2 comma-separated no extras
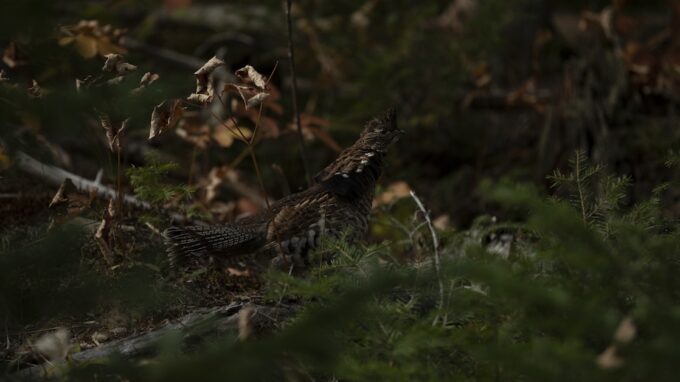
14,151,191,224
15,302,294,379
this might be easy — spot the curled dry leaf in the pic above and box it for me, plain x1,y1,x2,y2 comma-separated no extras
189,56,225,105
75,75,95,92
613,316,636,344
33,328,71,362
49,178,96,220
433,215,450,230
102,53,137,75
227,267,251,277
149,100,183,140
91,332,108,346
94,199,116,265
195,56,225,92
99,113,129,151
59,20,126,59
246,92,270,109
186,93,212,104
224,84,258,106
235,65,267,90
238,305,255,341
132,72,160,94
204,165,238,203
27,80,43,97
3,41,27,68
106,76,125,86
597,345,623,369
139,72,160,86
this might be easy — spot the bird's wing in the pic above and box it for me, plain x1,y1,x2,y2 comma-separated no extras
164,224,264,266
265,192,337,254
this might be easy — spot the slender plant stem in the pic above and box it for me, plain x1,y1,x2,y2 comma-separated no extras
284,0,312,187
410,190,445,326
204,104,273,213
116,148,122,214
575,151,587,223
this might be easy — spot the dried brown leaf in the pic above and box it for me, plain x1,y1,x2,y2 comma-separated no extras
94,199,116,265
49,179,77,208
238,305,255,341
187,92,213,104
34,328,71,362
139,72,159,87
99,113,128,151
106,76,124,86
596,345,622,369
149,100,183,140
204,165,237,202
74,34,98,58
3,42,27,68
75,75,95,92
48,179,94,224
195,56,225,90
235,65,267,90
373,181,411,207
224,83,259,106
27,80,43,97
246,92,269,109
227,267,251,277
433,215,450,230
102,53,136,75
613,316,636,344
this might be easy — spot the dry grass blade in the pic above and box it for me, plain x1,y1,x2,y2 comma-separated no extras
410,190,444,326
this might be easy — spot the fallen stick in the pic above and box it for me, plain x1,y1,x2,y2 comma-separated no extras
16,303,294,379
14,151,190,223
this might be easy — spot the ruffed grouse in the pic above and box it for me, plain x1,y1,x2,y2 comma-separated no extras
165,108,401,270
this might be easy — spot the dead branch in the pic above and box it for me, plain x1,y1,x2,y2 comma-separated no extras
14,151,190,223
284,0,312,187
16,303,294,379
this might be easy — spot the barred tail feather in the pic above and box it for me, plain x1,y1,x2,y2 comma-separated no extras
164,225,262,267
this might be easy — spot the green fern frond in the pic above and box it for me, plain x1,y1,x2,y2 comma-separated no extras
127,155,195,205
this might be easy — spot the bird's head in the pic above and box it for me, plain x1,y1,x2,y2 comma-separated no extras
358,107,402,152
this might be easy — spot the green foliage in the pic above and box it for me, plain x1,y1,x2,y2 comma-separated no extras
49,161,679,381
127,156,194,205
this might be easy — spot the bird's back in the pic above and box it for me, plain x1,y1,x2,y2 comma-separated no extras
165,108,399,270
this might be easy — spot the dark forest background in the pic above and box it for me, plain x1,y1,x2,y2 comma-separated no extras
1,0,679,380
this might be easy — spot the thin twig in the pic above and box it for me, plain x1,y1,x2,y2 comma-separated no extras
284,0,312,187
14,151,191,223
203,102,272,211
409,190,445,326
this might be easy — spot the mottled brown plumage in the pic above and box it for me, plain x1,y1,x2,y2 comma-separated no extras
165,108,400,270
